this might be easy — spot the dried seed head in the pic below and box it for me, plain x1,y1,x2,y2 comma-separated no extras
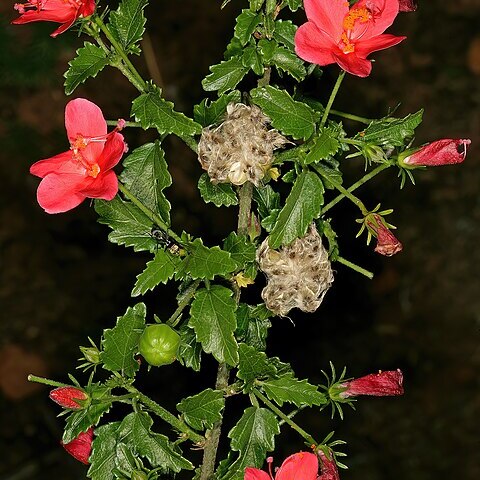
257,224,334,316
198,103,289,186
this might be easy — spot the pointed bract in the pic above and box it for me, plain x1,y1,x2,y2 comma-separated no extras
295,0,406,77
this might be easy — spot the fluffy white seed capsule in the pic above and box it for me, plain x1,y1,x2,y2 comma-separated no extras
198,103,288,186
257,224,334,317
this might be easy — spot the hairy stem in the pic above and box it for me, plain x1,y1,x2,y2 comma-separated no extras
28,375,70,388
237,182,254,236
253,389,318,446
321,163,391,214
167,279,201,327
336,256,374,279
330,109,372,124
320,70,346,128
126,387,205,444
314,165,368,215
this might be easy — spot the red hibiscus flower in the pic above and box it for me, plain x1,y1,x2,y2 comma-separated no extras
30,98,127,214
367,214,403,256
294,0,406,77
62,427,94,464
12,0,95,37
245,452,318,480
49,386,89,409
318,450,340,480
399,138,471,167
340,369,404,398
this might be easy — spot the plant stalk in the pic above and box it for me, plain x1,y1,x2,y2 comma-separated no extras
237,182,254,236
336,256,374,279
320,70,346,128
330,109,372,124
167,279,202,327
28,375,70,388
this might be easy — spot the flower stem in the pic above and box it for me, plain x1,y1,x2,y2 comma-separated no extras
321,163,391,214
336,256,374,279
28,375,69,388
330,109,372,124
253,389,318,446
126,386,205,444
320,70,346,128
167,279,201,327
117,182,183,244
200,363,230,480
313,165,368,215
94,16,147,93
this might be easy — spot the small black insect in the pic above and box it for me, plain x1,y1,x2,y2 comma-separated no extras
150,226,183,255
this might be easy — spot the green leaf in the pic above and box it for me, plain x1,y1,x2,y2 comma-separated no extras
273,20,297,51
95,196,156,253
88,422,121,480
178,238,237,280
269,171,324,248
258,39,277,63
109,0,149,54
202,57,249,95
235,305,271,351
198,174,238,207
250,86,319,140
64,42,108,96
223,407,279,480
357,110,424,147
234,10,262,46
223,233,256,269
249,0,265,10
132,250,181,297
271,46,306,81
63,386,112,444
194,91,241,127
131,91,202,137
262,374,327,407
317,219,339,259
253,185,280,219
101,303,146,377
118,412,194,472
241,46,264,76
284,0,303,11
313,158,343,190
178,323,202,371
190,285,238,366
304,128,340,165
237,344,276,384
120,141,172,225
177,388,225,430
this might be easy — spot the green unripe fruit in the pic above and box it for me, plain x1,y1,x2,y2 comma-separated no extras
139,324,180,367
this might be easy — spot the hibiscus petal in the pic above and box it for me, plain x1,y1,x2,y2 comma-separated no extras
79,170,118,200
355,33,406,56
12,0,76,24
50,17,77,37
65,98,107,160
295,22,336,66
276,453,318,480
304,0,348,42
98,133,127,171
333,52,372,77
79,0,96,17
356,0,400,38
36,173,86,214
30,151,84,178
244,468,271,480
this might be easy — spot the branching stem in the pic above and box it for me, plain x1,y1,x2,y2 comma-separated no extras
167,279,202,327
320,70,346,128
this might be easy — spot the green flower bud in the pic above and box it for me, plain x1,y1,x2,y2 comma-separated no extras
139,324,180,367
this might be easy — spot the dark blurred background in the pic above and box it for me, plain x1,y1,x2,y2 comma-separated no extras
0,1,479,479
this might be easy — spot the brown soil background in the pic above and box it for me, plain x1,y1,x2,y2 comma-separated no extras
0,1,479,479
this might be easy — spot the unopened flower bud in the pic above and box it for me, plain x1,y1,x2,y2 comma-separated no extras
367,214,402,257
198,103,289,186
62,427,94,465
49,386,89,410
337,369,404,399
257,224,334,316
80,345,101,364
317,449,340,480
398,138,471,168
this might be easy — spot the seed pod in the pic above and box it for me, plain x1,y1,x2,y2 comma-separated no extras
257,224,334,316
198,103,289,186
139,324,180,367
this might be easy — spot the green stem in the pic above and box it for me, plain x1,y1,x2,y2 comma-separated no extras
28,375,69,388
94,16,147,93
126,386,205,444
237,182,254,236
106,120,141,128
117,182,182,244
336,256,374,279
330,109,372,124
167,279,201,327
254,389,318,446
313,165,368,215
322,163,391,214
320,70,346,128
200,363,230,480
